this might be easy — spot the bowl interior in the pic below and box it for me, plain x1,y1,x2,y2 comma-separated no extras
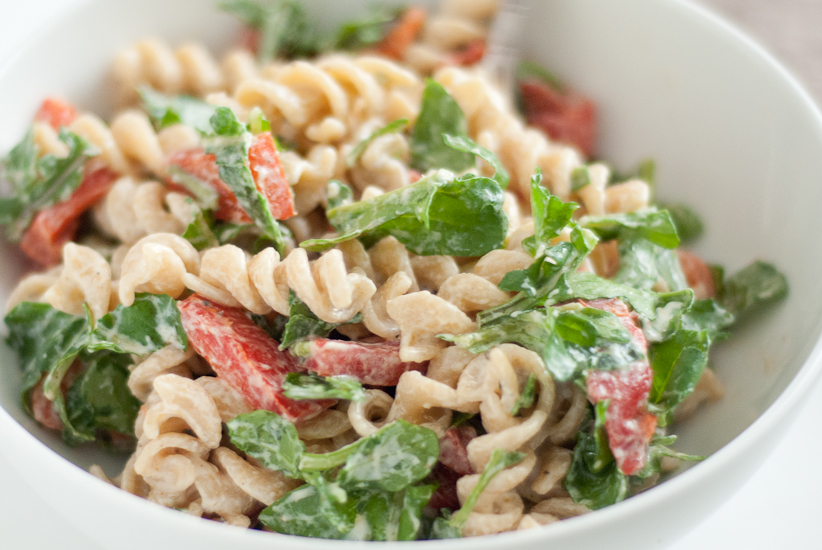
0,0,821,544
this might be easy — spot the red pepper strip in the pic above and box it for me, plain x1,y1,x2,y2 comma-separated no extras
377,6,427,60
20,165,118,267
248,132,296,220
303,339,427,386
178,295,332,422
34,97,78,130
583,298,656,476
519,79,597,158
446,39,486,67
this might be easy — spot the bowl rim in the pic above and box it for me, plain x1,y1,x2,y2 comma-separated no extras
1,0,822,546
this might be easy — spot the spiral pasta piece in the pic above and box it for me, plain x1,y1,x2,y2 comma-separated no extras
112,38,255,104
43,243,112,320
118,233,200,307
184,246,376,324
95,176,192,244
128,345,197,402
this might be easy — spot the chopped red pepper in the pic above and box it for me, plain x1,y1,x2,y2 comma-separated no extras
166,134,296,224
582,298,656,476
377,6,426,60
519,79,597,158
20,165,118,267
438,425,476,476
677,250,716,300
34,97,78,131
446,39,486,67
303,339,427,386
178,295,331,422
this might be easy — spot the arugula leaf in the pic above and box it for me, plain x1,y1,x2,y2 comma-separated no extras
282,372,366,402
326,180,354,210
524,171,579,256
661,203,704,243
334,421,439,493
633,434,704,479
5,303,89,396
139,87,216,133
1,127,38,195
721,261,788,318
571,166,591,192
363,484,436,541
181,200,219,251
648,329,710,427
65,352,140,438
227,409,305,477
480,226,597,326
0,129,98,239
589,400,614,473
430,448,526,539
347,119,409,167
165,165,220,211
220,0,320,62
442,134,509,190
613,237,688,292
510,374,537,416
409,80,474,173
581,209,680,249
444,307,640,382
565,427,627,510
203,107,287,254
333,7,399,51
515,60,565,93
88,294,187,356
279,291,362,349
681,299,734,340
260,483,356,539
301,170,507,257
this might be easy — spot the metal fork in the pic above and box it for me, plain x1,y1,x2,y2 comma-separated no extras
482,0,529,97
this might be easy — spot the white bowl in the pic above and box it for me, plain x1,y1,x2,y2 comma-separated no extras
1,0,822,548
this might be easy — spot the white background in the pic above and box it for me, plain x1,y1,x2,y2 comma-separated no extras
1,1,821,548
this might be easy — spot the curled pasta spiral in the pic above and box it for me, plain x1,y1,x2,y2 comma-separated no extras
233,55,421,144
126,373,298,525
403,0,499,74
112,38,256,105
118,233,201,307
94,176,193,244
182,245,376,323
43,243,112,321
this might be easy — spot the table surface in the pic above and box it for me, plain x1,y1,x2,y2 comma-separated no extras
2,0,822,548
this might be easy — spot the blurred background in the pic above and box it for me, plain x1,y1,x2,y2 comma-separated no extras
703,0,822,99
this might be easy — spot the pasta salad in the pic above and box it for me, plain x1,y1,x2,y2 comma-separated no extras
0,0,788,541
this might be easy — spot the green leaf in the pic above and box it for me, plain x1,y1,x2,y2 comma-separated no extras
681,299,735,340
409,80,474,173
220,0,321,63
181,200,220,251
165,165,220,211
4,302,91,403
721,261,788,318
279,291,362,350
302,170,507,257
282,372,366,402
589,400,614,473
661,203,703,243
347,119,409,167
335,420,439,493
333,7,398,51
259,483,356,539
510,373,537,416
227,409,305,477
363,484,436,541
565,428,627,510
431,448,526,539
246,106,270,134
326,180,354,210
521,171,579,257
613,237,688,292
139,87,216,133
65,352,140,438
648,329,710,427
204,107,287,254
515,60,565,92
633,434,703,479
571,166,591,192
1,127,38,195
89,294,187,356
442,134,509,190
581,208,680,249
2,129,98,240
445,307,641,383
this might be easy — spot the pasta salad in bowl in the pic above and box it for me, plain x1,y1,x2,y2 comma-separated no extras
0,0,818,548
